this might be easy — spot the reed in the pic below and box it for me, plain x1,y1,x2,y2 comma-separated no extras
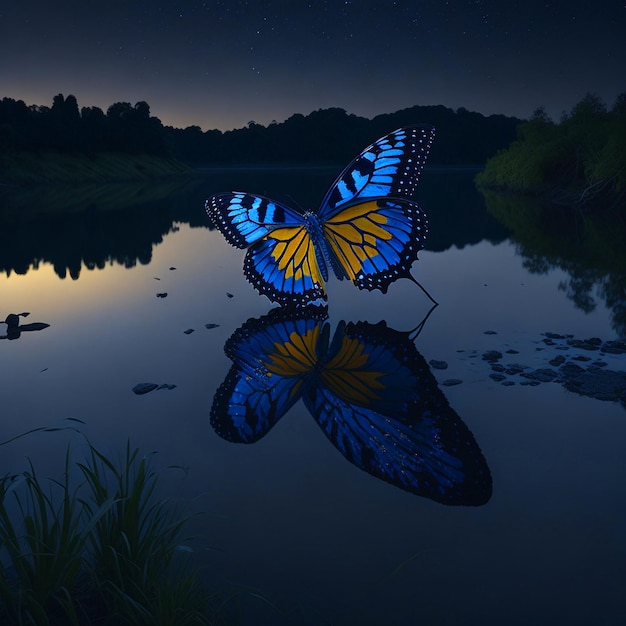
0,435,224,625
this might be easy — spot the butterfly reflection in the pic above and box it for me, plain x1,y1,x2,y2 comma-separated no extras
206,126,435,307
210,306,492,506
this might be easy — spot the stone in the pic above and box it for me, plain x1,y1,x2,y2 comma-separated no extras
442,379,463,386
504,364,526,375
567,339,599,351
521,368,559,383
132,383,159,395
549,355,566,366
543,332,571,339
562,367,626,403
601,341,626,355
429,359,448,370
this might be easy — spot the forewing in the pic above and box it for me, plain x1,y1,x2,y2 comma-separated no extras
210,306,328,443
211,365,301,443
318,125,435,219
205,192,304,248
323,198,428,292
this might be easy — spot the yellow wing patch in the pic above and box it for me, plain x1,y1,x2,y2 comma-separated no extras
264,326,320,399
323,201,392,280
264,327,319,377
268,226,323,285
321,335,385,406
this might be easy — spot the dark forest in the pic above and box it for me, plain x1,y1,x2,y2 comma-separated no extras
0,94,520,167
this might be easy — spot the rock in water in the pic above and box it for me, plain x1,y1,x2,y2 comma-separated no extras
132,383,159,395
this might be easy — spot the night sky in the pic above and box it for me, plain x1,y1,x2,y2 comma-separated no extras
1,1,624,131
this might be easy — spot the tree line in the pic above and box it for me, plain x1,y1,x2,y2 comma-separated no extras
0,94,168,156
476,93,626,212
0,93,521,166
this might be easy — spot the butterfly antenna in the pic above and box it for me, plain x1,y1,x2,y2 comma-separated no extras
409,302,438,341
408,274,439,307
285,194,305,212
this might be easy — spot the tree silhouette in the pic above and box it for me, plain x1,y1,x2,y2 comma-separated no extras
1,93,522,167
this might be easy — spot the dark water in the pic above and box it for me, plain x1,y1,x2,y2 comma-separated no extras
1,169,625,625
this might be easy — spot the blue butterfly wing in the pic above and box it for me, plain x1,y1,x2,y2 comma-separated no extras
318,125,435,218
303,321,492,505
315,125,434,292
206,192,303,248
210,306,328,443
321,198,428,291
206,192,327,305
211,365,299,443
242,228,327,306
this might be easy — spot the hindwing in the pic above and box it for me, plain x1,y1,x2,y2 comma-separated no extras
322,198,428,291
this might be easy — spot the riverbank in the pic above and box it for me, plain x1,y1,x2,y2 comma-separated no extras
0,151,192,186
474,94,626,214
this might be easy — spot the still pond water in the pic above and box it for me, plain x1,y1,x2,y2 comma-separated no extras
1,169,625,625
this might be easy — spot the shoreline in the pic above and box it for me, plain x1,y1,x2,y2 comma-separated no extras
0,151,193,186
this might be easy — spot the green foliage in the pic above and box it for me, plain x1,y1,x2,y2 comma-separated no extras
476,93,626,212
0,437,223,625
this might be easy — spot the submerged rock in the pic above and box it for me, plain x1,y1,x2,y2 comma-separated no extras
602,341,626,355
132,382,177,395
446,330,626,409
521,368,559,383
562,367,626,404
429,359,448,370
132,382,159,395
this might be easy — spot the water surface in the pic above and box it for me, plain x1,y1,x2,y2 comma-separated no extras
1,169,625,625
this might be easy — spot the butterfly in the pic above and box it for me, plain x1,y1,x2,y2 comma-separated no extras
206,125,435,307
210,306,492,506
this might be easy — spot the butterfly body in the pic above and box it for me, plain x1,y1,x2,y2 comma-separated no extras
206,125,435,306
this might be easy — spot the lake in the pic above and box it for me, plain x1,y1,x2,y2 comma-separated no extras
1,168,625,625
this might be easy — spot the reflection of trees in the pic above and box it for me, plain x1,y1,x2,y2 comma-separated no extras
422,169,509,251
0,180,203,280
1,169,510,284
482,190,626,338
1,208,168,280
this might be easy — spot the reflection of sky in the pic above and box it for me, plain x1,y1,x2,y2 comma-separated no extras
2,223,626,625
